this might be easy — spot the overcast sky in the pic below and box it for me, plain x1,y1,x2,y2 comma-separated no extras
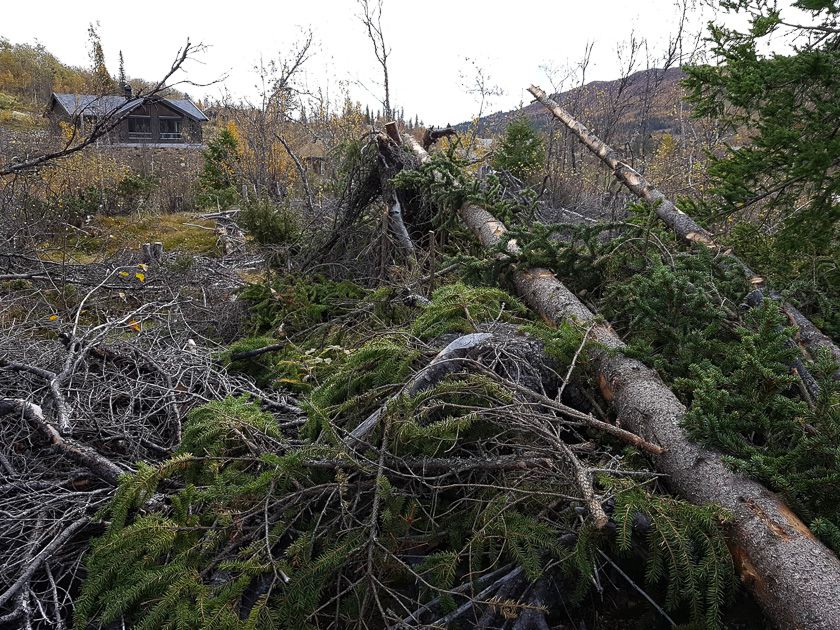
3,0,717,125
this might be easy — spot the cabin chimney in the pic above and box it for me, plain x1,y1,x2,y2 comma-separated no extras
123,83,132,100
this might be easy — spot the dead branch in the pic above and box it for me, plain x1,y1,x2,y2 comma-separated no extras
0,399,123,484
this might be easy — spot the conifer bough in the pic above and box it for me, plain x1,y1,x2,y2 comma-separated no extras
404,138,840,629
526,84,840,376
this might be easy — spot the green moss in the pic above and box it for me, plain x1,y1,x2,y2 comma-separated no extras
239,275,366,337
303,337,419,440
42,212,218,262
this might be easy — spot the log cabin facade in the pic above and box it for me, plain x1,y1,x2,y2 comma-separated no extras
48,85,208,147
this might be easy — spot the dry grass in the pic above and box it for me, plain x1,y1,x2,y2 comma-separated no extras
41,212,219,262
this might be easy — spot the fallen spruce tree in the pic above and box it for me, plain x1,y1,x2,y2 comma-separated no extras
526,85,840,382
4,121,835,628
396,135,840,629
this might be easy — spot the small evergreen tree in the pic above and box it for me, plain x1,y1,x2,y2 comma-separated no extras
491,116,545,181
196,124,240,209
683,0,840,335
87,22,114,94
117,50,126,86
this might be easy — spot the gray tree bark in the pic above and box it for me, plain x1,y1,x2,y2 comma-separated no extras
404,138,840,629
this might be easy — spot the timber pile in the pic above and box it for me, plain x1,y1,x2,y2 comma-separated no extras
2,113,838,628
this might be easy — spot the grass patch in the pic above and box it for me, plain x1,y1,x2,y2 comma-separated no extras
41,212,218,261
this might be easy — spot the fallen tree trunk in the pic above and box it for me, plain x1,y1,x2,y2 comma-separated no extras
405,139,840,629
527,85,840,375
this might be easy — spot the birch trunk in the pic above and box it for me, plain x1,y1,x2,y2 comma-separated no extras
527,85,840,373
377,132,417,262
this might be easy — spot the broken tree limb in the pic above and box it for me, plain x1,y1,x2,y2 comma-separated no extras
276,133,315,216
527,84,840,377
376,132,417,263
0,399,124,485
421,126,457,150
228,342,286,362
402,138,840,629
464,360,664,456
349,332,495,443
387,197,416,259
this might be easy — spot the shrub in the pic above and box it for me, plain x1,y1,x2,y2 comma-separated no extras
196,125,240,210
239,196,300,246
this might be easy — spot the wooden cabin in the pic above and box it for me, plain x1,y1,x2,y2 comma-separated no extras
297,140,326,175
48,85,208,146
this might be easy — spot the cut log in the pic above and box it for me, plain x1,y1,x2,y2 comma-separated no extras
403,138,840,629
527,85,840,377
141,242,164,265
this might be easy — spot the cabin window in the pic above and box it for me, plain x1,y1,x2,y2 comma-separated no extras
128,116,151,139
160,118,182,140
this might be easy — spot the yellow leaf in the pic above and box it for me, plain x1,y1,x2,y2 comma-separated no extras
127,320,141,333
48,314,58,321
118,271,129,278
135,272,145,282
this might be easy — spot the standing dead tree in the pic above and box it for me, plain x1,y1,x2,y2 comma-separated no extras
527,85,840,378
358,0,392,120
402,137,840,629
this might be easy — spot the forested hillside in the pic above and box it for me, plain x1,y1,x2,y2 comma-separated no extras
459,66,685,139
0,0,838,628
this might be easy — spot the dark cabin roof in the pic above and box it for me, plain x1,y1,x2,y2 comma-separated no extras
51,93,209,122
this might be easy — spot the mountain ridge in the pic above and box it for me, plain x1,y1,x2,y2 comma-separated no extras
458,66,685,139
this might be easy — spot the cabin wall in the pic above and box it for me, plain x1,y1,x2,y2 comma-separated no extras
49,98,205,146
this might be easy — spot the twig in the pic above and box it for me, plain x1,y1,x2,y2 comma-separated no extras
0,517,89,608
597,549,676,627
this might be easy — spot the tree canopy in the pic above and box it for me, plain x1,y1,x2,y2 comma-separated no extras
683,0,840,333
